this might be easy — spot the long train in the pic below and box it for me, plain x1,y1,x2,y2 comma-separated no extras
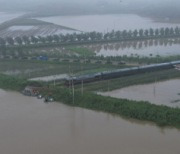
65,60,180,85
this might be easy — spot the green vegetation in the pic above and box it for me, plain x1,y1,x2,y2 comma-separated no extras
0,74,40,91
42,86,180,128
0,59,122,79
66,47,95,57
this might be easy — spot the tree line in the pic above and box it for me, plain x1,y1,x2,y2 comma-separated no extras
1,26,180,47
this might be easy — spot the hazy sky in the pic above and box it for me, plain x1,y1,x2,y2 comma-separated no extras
0,0,174,5
0,0,179,17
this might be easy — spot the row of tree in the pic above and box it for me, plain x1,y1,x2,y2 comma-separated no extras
1,27,180,46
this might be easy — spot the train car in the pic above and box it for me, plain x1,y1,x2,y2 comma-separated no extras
64,61,180,85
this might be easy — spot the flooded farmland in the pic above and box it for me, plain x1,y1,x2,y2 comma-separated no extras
82,38,180,57
37,14,180,32
1,37,179,58
99,79,180,108
0,24,79,38
0,89,180,154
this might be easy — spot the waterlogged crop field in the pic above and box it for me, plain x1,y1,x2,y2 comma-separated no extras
2,37,180,60
0,15,79,38
99,79,180,108
0,25,78,38
85,38,180,57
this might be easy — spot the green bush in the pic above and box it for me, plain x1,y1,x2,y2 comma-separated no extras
43,86,180,128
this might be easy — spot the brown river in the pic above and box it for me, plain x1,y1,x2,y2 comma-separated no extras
0,89,180,154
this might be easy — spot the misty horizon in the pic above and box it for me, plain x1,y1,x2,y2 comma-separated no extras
0,0,179,19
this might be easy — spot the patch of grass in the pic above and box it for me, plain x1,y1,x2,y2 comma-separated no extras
0,74,41,91
0,59,122,79
66,47,96,57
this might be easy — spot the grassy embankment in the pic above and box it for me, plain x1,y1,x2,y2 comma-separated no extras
44,86,180,128
76,69,180,92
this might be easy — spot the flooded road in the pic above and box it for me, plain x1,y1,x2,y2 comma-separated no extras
37,14,180,32
99,79,180,108
0,89,180,154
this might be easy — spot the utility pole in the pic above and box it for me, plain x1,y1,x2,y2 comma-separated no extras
72,79,74,104
81,80,84,95
54,75,56,86
108,80,110,92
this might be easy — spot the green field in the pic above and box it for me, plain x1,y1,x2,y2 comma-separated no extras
0,59,124,79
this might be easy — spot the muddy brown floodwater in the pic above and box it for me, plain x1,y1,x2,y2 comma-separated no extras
37,14,180,32
99,79,180,108
0,89,180,154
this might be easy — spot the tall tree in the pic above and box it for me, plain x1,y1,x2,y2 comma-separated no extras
96,32,103,40
15,37,22,45
160,28,165,36
174,27,180,35
122,30,128,39
89,31,97,41
139,29,144,38
6,37,14,45
165,27,170,36
0,37,6,46
30,36,38,44
133,29,138,38
149,28,154,36
46,35,54,43
38,36,46,44
169,27,174,35
155,29,159,37
115,31,121,40
53,34,60,43
144,30,149,37
22,36,30,45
